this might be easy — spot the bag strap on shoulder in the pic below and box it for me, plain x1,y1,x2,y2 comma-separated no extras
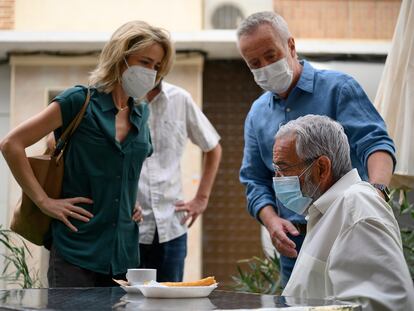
52,88,91,157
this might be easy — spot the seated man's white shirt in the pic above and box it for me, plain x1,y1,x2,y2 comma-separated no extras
282,169,414,311
138,82,220,244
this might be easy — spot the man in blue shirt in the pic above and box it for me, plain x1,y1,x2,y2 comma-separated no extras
236,11,396,286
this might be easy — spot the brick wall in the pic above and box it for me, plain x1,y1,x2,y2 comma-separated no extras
0,0,14,29
273,0,401,39
202,60,264,286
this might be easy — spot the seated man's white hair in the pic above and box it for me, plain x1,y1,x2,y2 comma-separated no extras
275,114,352,182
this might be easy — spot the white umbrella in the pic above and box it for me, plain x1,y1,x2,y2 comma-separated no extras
375,0,414,189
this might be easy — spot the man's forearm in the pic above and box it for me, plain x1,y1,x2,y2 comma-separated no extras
259,205,280,228
195,144,222,200
367,151,394,186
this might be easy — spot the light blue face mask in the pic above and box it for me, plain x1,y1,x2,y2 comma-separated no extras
272,162,316,215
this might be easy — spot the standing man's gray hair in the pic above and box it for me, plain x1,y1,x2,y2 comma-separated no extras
275,115,353,182
236,11,291,44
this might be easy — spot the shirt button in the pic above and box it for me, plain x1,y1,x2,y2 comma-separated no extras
286,108,291,112
116,175,121,179
112,223,116,227
114,198,119,203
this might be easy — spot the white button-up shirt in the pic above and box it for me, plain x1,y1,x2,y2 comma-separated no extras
138,82,220,244
283,169,414,311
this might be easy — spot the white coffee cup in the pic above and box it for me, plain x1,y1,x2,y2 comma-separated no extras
126,268,156,285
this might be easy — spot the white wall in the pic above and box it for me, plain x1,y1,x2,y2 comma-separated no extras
14,0,203,32
0,64,10,227
0,64,11,288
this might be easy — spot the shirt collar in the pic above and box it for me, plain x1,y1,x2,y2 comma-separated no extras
98,91,115,112
150,81,169,104
99,91,142,117
268,60,315,106
311,168,362,215
131,100,144,117
296,60,314,94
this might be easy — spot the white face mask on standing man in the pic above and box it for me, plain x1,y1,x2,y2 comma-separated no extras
121,58,157,100
251,57,293,94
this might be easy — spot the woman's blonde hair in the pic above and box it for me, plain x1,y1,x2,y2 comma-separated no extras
89,20,174,93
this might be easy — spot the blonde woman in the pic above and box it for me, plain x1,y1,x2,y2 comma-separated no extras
0,21,174,287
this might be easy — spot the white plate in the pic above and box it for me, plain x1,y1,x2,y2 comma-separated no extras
121,285,142,294
137,284,218,298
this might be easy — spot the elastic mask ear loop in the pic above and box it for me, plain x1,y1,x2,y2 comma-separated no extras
123,57,130,68
298,160,316,179
310,180,321,198
302,160,321,199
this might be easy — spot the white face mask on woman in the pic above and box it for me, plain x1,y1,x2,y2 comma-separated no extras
121,58,157,100
251,57,293,94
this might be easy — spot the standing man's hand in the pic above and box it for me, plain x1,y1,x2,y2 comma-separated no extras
260,205,299,258
132,202,144,223
175,196,208,228
175,144,221,228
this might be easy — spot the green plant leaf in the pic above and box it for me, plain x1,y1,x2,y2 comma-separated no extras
230,255,282,295
389,188,414,280
0,225,41,288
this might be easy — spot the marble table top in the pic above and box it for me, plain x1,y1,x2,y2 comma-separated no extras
0,287,361,310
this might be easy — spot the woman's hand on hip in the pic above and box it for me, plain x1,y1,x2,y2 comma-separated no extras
38,197,94,232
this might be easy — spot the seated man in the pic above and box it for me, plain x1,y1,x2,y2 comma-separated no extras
273,115,414,311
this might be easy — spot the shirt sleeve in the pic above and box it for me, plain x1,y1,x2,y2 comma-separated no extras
239,112,276,219
336,77,396,170
184,93,220,152
141,103,153,157
52,85,88,140
147,129,153,157
327,218,414,311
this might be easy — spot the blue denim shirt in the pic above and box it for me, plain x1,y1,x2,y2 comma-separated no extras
239,60,396,224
